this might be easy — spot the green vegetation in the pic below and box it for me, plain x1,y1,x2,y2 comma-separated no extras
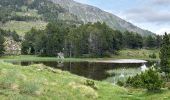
0,33,5,56
0,55,90,62
123,31,143,49
1,0,170,99
126,68,164,92
149,53,157,59
68,22,121,57
22,22,121,57
22,21,161,58
1,21,47,36
28,0,65,21
15,9,42,18
105,68,141,83
0,0,80,36
0,0,64,22
0,28,20,42
160,33,170,74
0,49,159,63
113,49,159,61
0,62,170,99
160,33,170,83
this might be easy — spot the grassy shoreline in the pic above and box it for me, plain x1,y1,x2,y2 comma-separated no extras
0,61,169,99
0,49,159,62
0,49,160,62
0,55,159,63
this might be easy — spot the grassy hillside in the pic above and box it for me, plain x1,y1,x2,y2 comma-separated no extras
0,62,169,99
112,49,160,61
1,21,47,36
15,8,42,18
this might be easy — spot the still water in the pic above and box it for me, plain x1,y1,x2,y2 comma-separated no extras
10,60,156,83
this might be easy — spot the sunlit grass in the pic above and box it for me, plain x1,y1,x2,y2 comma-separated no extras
0,49,160,62
0,62,169,99
112,49,160,61
1,21,47,36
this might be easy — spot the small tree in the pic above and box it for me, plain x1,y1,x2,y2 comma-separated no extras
141,69,164,91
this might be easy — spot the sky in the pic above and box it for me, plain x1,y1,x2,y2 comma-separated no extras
74,0,170,35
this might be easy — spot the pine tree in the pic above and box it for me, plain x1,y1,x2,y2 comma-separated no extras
160,32,170,74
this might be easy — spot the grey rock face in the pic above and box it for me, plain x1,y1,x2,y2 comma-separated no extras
51,0,154,36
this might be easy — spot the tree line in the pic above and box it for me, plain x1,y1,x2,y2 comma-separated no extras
22,21,162,57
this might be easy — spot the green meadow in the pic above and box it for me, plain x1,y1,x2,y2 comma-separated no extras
1,21,47,36
0,62,169,100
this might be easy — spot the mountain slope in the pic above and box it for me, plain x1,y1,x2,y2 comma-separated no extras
50,0,154,36
0,0,154,36
0,0,80,35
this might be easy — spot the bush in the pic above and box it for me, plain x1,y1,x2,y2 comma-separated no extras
165,82,170,90
84,80,97,90
117,80,124,86
126,74,143,88
149,53,157,59
141,69,164,91
126,68,164,92
103,51,112,57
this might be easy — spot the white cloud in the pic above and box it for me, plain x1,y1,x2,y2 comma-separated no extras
74,0,170,34
156,27,170,35
124,7,170,23
152,0,170,5
120,2,170,34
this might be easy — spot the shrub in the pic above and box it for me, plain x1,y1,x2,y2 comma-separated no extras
84,80,97,90
125,68,164,92
149,53,157,59
117,80,124,86
126,74,143,88
141,69,164,91
103,51,112,57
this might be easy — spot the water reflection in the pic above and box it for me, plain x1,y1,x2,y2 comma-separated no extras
10,61,156,82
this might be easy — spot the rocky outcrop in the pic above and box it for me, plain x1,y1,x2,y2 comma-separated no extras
4,37,21,55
